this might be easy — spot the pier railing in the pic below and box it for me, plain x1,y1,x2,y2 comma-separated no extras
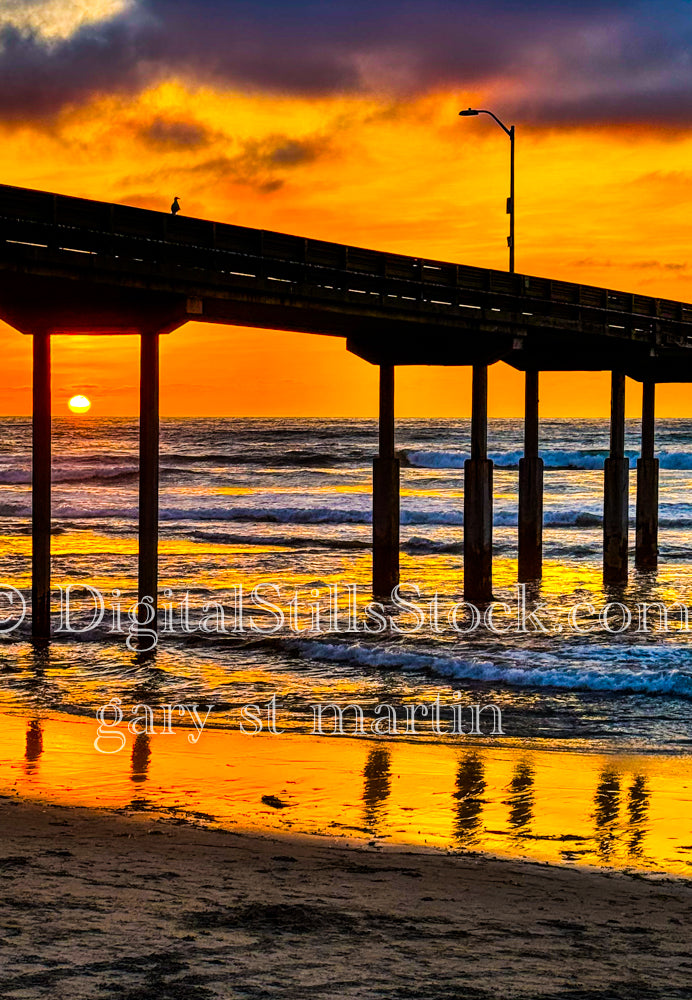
2,183,692,348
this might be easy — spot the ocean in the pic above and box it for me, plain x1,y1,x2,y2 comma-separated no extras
0,416,692,753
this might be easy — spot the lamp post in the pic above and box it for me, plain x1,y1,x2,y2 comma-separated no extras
459,108,515,273
459,108,540,586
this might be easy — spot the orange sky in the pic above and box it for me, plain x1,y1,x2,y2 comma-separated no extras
2,84,692,417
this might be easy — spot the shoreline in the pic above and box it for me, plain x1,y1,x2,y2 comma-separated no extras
1,796,691,998
3,708,692,875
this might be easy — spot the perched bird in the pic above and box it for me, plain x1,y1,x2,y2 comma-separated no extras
171,196,181,216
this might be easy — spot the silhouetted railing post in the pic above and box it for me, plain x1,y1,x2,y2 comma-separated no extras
138,331,160,629
373,364,400,598
518,369,543,581
603,371,629,584
464,365,493,601
635,380,658,570
32,331,51,638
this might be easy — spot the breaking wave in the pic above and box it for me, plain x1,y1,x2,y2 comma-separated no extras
402,449,692,471
291,640,692,698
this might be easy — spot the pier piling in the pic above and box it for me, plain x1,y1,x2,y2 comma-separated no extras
464,365,493,602
373,364,400,598
138,331,160,627
32,331,51,638
518,370,543,581
603,371,629,585
635,380,658,571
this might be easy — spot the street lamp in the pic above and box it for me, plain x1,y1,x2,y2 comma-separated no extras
459,108,515,273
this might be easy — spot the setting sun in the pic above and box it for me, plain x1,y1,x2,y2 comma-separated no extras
68,394,91,414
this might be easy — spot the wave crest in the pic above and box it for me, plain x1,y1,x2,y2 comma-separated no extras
291,640,692,698
403,449,692,471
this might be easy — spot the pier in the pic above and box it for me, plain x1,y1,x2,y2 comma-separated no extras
2,183,692,633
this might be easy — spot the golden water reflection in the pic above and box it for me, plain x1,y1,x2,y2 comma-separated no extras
505,759,535,835
452,752,486,846
130,732,151,784
593,767,621,861
362,745,391,834
23,719,43,776
1,711,692,875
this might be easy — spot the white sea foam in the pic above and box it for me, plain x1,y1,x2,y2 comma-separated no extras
290,640,692,698
403,448,692,471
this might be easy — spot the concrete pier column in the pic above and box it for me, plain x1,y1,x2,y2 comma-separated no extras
138,331,160,627
635,380,658,570
603,371,629,585
32,331,51,638
372,364,400,598
464,365,493,602
518,370,543,581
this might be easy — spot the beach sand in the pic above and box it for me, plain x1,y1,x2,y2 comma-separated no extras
1,796,691,999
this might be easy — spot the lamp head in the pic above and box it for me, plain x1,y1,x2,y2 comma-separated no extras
459,108,479,116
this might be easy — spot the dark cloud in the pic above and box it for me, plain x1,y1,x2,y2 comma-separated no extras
267,139,321,166
1,1,691,125
141,117,214,149
121,133,328,192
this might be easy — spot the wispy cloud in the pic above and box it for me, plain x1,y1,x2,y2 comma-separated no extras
571,257,688,272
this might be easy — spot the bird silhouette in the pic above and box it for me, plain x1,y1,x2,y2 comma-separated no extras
171,197,180,216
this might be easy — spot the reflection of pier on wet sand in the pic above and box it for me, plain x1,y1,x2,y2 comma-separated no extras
5,711,692,875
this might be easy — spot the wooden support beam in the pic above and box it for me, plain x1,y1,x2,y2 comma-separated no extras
32,331,51,638
378,364,395,460
640,380,655,461
603,371,629,585
635,380,658,570
464,365,493,602
138,331,160,630
470,363,488,460
373,365,399,598
518,370,543,581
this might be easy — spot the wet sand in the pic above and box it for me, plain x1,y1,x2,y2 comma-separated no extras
3,709,692,996
1,796,691,999
4,711,692,874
